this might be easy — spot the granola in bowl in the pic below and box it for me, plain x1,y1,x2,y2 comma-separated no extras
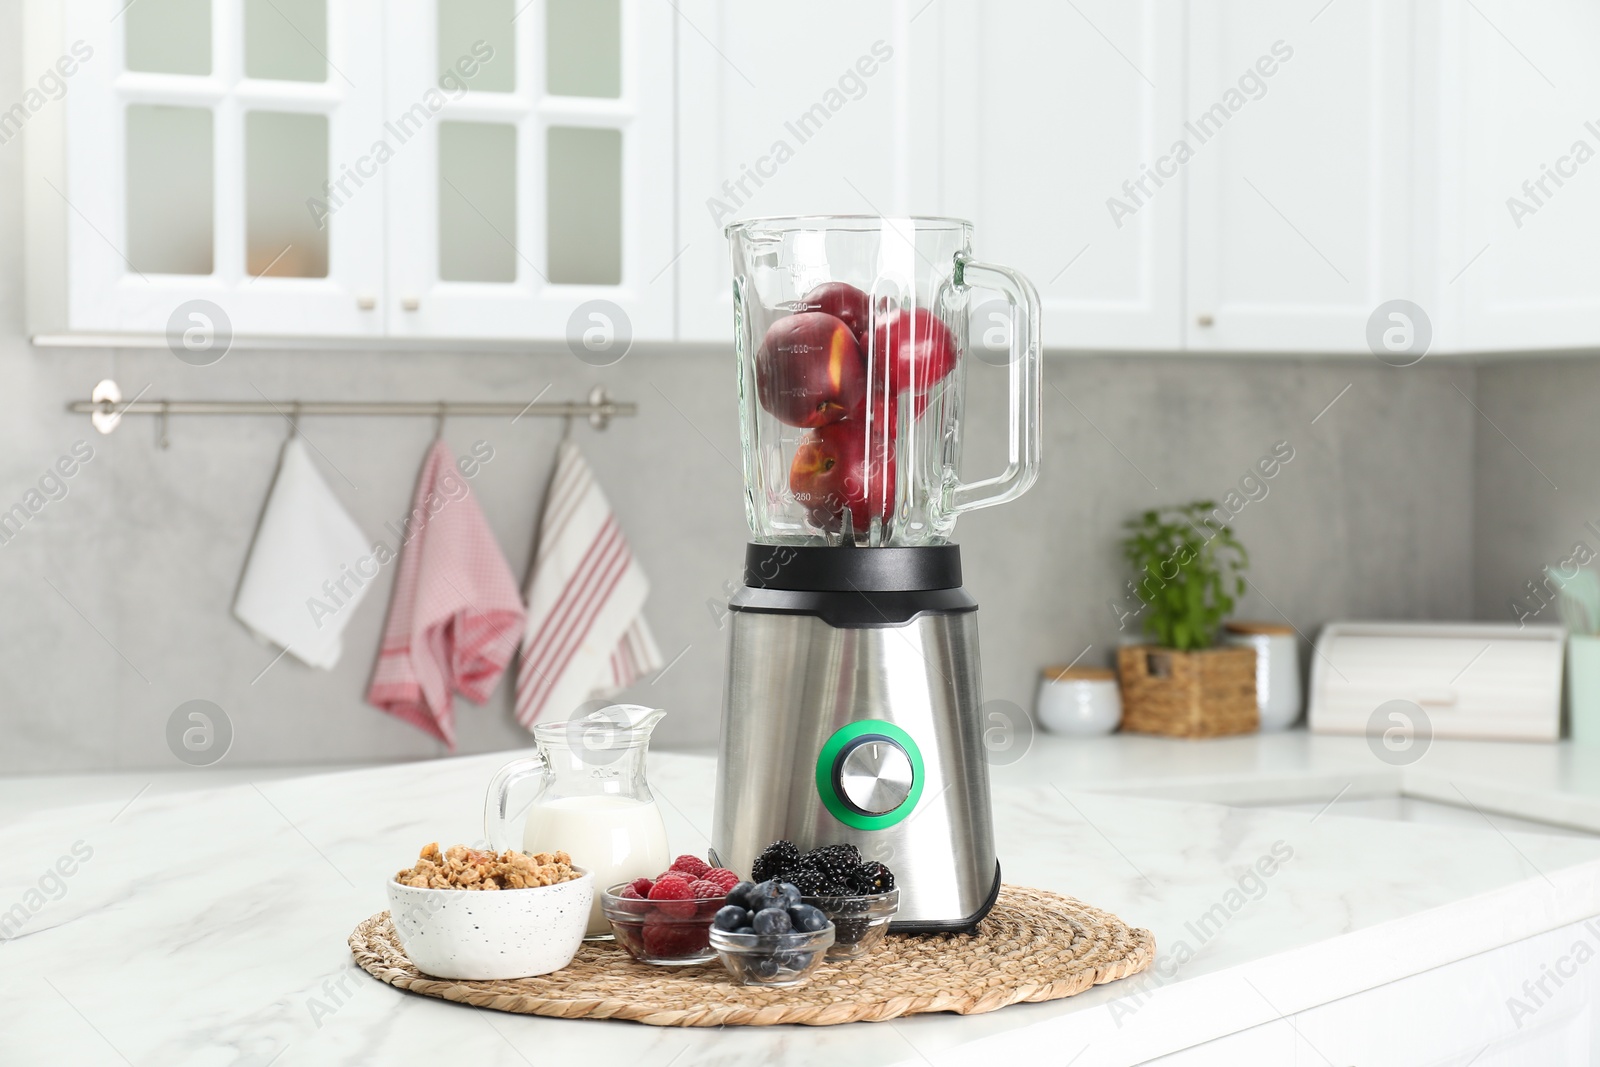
394,842,582,890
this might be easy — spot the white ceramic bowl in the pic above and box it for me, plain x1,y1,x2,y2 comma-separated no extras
385,867,594,980
1036,667,1122,735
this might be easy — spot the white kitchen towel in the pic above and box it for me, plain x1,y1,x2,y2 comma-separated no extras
233,437,372,669
515,442,663,728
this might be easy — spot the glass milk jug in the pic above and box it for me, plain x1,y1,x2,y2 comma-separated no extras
485,705,670,937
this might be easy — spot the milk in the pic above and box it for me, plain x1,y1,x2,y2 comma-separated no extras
523,794,671,936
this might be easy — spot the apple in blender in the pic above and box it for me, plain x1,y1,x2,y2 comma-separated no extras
755,312,866,427
872,308,958,394
801,282,873,345
789,422,897,534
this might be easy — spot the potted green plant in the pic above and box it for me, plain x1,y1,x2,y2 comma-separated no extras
1116,501,1258,738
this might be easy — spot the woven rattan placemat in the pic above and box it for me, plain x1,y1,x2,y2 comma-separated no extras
349,884,1154,1026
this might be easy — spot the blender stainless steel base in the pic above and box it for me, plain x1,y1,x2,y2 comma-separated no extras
712,545,1000,932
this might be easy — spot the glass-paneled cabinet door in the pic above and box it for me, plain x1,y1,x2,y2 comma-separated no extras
39,0,386,338
383,0,674,341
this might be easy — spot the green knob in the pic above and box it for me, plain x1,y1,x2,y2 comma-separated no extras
815,720,925,830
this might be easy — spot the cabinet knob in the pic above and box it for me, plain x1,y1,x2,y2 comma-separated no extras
401,296,421,312
356,294,377,311
1197,314,1215,327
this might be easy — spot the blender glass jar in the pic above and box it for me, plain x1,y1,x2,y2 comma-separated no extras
726,215,1041,547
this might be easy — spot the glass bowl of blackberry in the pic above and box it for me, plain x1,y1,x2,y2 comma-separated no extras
753,841,900,960
709,878,835,986
799,887,898,960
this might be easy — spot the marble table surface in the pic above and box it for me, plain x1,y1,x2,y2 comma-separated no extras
5,735,1600,1066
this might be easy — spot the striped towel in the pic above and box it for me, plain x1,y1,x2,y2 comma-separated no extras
367,440,526,748
515,441,662,728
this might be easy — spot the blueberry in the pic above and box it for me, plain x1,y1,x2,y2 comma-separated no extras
752,880,800,911
751,955,780,979
726,880,757,909
753,907,792,934
733,924,755,934
773,950,809,971
787,903,828,932
747,880,782,911
713,905,749,932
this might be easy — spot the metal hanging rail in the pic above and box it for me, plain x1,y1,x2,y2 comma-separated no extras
69,380,636,437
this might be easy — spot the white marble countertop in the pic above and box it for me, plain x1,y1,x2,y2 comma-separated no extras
5,732,1600,1066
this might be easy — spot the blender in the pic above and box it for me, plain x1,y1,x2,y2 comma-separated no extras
712,216,1042,931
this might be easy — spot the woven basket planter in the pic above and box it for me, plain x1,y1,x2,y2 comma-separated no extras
1117,644,1258,738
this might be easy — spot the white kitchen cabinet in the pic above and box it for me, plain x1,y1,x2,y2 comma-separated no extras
26,0,1600,353
25,0,674,345
938,0,1188,351
674,0,945,343
1183,0,1414,353
383,0,675,342
1424,0,1600,353
26,0,388,339
677,0,1188,352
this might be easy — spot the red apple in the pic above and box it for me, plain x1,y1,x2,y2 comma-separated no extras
849,388,899,441
755,312,866,428
847,380,939,442
789,422,897,535
872,308,958,394
801,282,873,345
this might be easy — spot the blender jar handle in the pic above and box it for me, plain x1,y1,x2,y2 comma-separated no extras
483,753,547,853
949,255,1042,514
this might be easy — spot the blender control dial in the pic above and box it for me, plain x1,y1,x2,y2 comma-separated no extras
835,736,915,816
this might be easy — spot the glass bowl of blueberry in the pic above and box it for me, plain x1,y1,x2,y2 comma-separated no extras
709,878,834,987
753,841,900,960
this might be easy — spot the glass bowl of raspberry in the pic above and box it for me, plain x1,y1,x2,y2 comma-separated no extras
600,857,740,965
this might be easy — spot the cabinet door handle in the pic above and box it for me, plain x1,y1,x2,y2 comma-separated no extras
356,294,377,311
401,296,421,312
1197,314,1215,327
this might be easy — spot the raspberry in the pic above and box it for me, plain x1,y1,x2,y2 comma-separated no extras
647,873,695,917
642,918,709,958
669,854,711,879
615,884,649,916
704,867,741,892
628,877,654,896
686,878,724,899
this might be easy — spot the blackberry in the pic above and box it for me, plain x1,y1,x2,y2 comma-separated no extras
834,916,871,943
797,844,861,891
831,898,872,944
787,868,829,897
853,861,895,894
813,872,854,895
801,843,861,870
752,840,801,884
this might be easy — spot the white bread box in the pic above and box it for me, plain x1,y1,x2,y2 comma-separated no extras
1308,622,1565,741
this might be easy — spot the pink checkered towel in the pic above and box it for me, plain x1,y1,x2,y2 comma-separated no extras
367,440,526,748
515,441,662,728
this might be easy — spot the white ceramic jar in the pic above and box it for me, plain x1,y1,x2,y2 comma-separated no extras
1223,621,1302,731
1035,666,1122,735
